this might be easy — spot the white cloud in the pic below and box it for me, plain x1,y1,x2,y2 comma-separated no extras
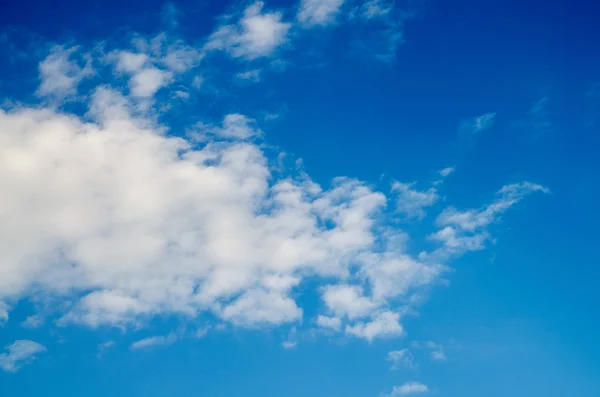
460,112,496,135
220,288,303,327
131,333,177,350
438,167,454,178
359,0,393,19
111,50,173,98
97,340,116,357
386,382,429,396
345,311,404,341
0,44,547,342
21,315,43,329
37,46,92,99
430,350,446,361
322,284,378,320
192,76,204,89
114,51,149,73
236,69,262,82
316,315,341,331
0,340,46,372
205,2,290,59
282,340,297,349
391,182,438,220
297,0,345,27
429,182,548,258
195,326,210,338
129,67,173,98
387,348,416,369
0,301,8,326
191,113,262,140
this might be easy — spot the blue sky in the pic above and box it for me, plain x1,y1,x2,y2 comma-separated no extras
0,0,599,396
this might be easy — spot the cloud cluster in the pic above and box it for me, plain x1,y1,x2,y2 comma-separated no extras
0,2,547,346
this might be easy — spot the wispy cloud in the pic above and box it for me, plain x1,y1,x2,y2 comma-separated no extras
428,182,549,259
460,112,496,136
391,182,439,220
131,333,177,350
387,348,417,369
297,0,345,27
0,340,46,372
512,96,552,140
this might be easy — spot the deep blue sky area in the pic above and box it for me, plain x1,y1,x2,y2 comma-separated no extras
0,0,599,396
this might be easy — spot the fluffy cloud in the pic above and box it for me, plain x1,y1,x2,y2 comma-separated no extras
205,2,290,59
345,311,404,341
0,340,46,372
297,0,345,26
36,46,92,99
0,94,405,332
322,284,379,320
111,50,173,98
0,32,546,344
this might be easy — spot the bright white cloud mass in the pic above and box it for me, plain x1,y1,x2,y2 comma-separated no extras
0,2,548,386
0,34,546,342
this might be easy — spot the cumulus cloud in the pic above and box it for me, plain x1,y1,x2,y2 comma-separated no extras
111,50,173,98
36,46,92,99
345,311,404,341
220,287,303,327
322,284,378,320
205,1,290,59
0,35,546,345
386,382,429,396
0,98,408,333
0,340,46,372
297,0,345,27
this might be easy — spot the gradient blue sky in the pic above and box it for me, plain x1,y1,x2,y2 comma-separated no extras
0,0,599,396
